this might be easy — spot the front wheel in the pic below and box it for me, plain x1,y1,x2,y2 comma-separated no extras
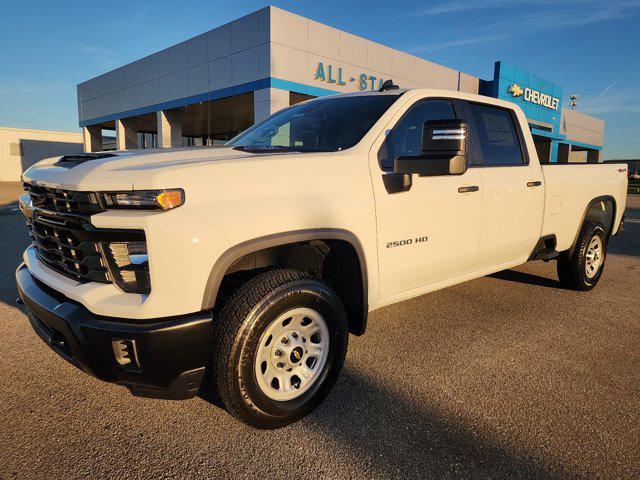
557,220,607,291
207,269,348,429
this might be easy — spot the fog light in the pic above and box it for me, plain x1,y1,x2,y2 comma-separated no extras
100,242,151,294
112,339,139,369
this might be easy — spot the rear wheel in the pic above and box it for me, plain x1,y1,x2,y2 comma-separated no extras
207,269,348,429
557,220,607,291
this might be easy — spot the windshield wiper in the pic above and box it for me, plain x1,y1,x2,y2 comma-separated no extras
233,145,300,153
233,145,335,153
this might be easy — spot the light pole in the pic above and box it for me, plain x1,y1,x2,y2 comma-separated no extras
569,94,579,109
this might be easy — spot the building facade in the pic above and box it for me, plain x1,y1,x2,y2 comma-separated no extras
0,127,83,181
77,6,604,163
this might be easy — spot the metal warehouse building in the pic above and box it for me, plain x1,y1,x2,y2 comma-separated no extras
0,127,83,181
77,6,604,163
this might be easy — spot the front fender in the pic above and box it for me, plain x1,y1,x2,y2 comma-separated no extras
200,228,368,314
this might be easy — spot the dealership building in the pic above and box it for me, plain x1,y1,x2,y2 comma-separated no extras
77,6,604,163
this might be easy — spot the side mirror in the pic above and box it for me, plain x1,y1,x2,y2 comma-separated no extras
393,119,468,176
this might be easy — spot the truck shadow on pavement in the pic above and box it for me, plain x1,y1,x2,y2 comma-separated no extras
607,221,640,258
0,212,29,309
0,200,18,210
198,367,566,479
488,269,563,289
308,368,565,479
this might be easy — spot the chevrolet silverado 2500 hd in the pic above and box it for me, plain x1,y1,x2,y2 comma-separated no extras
16,88,627,428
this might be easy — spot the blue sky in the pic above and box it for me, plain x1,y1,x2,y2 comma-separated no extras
0,0,638,159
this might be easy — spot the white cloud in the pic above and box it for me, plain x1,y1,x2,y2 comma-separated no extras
581,88,640,115
403,0,640,17
78,45,121,70
0,81,73,96
409,35,504,53
399,0,570,18
79,46,119,57
405,0,640,52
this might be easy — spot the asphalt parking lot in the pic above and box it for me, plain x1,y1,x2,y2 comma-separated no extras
1,195,639,479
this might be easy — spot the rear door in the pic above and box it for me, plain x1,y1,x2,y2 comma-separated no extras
463,101,544,267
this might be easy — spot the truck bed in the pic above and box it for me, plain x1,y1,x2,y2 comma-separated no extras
540,163,628,251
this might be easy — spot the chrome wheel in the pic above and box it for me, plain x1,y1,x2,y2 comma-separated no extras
255,307,330,401
585,235,604,279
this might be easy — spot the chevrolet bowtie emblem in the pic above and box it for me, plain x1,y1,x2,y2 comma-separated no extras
509,84,524,97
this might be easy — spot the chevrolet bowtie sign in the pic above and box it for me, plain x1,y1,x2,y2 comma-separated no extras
508,84,560,111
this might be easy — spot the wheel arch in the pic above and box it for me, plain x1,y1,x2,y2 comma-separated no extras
202,229,369,336
568,195,617,255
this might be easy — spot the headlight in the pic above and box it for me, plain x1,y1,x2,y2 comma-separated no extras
100,189,184,210
100,242,151,294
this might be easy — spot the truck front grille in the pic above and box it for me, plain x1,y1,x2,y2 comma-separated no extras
27,217,110,284
24,183,105,215
23,183,149,290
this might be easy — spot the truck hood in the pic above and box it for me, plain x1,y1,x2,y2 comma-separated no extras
22,146,271,191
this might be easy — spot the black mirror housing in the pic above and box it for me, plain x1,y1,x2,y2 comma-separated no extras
393,119,468,176
421,119,467,157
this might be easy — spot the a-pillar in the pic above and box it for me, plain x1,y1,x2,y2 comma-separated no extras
253,88,289,124
82,125,102,152
115,118,139,150
156,110,183,148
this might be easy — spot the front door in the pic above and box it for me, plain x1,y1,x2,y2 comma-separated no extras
370,98,483,300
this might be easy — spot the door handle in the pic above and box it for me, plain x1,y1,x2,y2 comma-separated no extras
458,185,480,193
527,181,542,187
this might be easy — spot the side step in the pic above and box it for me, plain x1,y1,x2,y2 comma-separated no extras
528,235,560,261
533,248,560,261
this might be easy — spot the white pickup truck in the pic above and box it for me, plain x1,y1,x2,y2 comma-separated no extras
16,87,627,428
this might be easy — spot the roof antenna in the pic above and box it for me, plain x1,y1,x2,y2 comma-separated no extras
379,79,399,92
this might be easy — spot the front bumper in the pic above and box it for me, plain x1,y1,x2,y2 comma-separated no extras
16,263,212,400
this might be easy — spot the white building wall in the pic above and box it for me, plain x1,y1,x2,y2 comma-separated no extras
77,6,479,127
77,9,271,126
268,7,479,94
560,108,605,147
0,127,83,181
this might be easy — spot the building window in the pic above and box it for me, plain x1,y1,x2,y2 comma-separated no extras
290,92,315,106
9,142,23,156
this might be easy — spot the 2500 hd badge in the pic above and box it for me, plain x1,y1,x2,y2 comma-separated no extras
386,236,429,248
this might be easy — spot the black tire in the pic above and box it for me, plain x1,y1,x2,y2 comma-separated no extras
557,220,607,291
206,269,348,429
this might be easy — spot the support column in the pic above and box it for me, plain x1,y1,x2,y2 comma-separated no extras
587,150,600,163
557,143,570,163
156,110,183,148
253,88,289,124
115,118,139,150
82,125,102,152
549,140,559,163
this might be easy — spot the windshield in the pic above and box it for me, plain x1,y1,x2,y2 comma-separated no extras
227,94,400,152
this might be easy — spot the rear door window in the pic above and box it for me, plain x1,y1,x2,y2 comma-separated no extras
468,103,525,166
